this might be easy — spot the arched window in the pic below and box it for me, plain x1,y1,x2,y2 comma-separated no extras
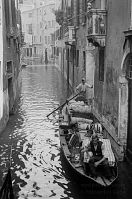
126,54,132,79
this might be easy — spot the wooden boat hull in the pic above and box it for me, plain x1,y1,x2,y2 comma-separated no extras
59,129,118,187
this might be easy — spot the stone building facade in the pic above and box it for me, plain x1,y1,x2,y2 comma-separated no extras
20,0,60,65
55,0,132,162
0,0,22,133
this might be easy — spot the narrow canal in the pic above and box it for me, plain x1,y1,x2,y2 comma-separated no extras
0,64,131,199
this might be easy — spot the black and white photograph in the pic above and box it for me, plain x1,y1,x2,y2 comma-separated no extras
0,0,132,198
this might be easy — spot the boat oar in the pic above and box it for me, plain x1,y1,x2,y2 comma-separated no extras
46,91,82,118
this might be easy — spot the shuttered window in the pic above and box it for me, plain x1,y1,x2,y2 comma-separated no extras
11,0,16,28
83,51,86,71
76,50,79,67
82,0,87,24
4,0,10,27
126,56,132,79
99,47,105,82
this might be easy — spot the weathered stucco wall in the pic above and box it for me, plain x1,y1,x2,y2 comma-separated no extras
102,0,130,135
0,0,22,134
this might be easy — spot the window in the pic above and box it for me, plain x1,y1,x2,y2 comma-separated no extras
66,48,69,60
79,0,83,24
126,55,132,79
11,0,16,28
82,0,87,24
99,47,105,81
57,47,59,56
34,47,36,55
77,0,80,26
7,37,11,48
19,0,23,3
30,48,32,57
7,61,12,74
4,0,10,27
48,36,50,44
76,50,79,67
27,48,29,56
45,36,47,44
28,13,32,18
27,24,32,34
83,51,86,71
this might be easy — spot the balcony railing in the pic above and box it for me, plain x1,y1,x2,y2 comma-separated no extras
87,9,107,46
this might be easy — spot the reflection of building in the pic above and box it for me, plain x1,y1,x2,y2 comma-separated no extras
0,0,22,134
21,1,60,64
55,0,132,162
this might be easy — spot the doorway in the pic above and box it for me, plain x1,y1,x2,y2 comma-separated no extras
8,77,14,113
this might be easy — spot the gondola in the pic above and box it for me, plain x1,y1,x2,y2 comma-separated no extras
0,168,14,199
59,96,118,187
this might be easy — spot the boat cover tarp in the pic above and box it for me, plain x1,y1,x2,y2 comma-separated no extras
69,100,91,113
71,117,93,124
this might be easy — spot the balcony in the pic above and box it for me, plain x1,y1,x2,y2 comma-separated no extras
87,9,107,47
64,26,76,46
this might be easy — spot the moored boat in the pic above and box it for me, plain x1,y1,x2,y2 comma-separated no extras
59,97,118,187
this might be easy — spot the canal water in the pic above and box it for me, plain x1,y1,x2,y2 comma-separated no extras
0,65,131,199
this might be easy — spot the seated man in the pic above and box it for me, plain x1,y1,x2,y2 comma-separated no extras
87,134,112,179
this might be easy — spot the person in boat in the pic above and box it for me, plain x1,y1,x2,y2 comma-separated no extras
62,100,71,125
68,123,81,148
81,143,93,173
75,78,93,104
87,134,112,179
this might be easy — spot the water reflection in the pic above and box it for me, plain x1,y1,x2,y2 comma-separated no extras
0,65,71,199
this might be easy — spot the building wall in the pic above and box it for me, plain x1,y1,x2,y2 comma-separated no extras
0,0,4,123
0,0,22,134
